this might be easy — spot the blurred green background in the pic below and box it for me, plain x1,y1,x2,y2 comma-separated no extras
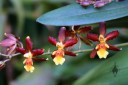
0,0,128,85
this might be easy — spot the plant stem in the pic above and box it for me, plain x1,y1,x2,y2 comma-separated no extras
43,42,128,55
0,42,128,64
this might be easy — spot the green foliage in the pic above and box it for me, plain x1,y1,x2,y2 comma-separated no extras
74,48,128,85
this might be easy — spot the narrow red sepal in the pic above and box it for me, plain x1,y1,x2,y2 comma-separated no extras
48,36,57,46
105,31,119,41
26,36,33,51
87,33,99,41
99,22,106,36
16,47,26,54
90,49,97,58
108,44,121,51
65,30,73,37
65,51,76,56
79,26,92,33
58,27,66,42
64,38,78,48
32,49,44,56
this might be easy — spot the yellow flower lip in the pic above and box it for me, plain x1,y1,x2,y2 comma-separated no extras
96,35,110,59
23,57,34,73
97,48,109,59
24,65,35,73
52,49,65,65
53,56,65,65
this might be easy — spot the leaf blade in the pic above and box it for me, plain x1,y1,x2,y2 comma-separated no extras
73,48,128,85
37,1,128,26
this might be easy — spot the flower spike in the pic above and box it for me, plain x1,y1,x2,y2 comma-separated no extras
49,27,77,65
87,22,120,59
16,36,46,73
0,33,21,55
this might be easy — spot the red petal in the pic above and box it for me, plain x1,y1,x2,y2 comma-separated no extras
105,31,119,41
26,36,33,51
65,51,76,56
90,49,97,58
99,22,106,36
87,33,99,41
0,39,16,47
32,49,44,56
108,44,121,51
32,58,47,62
79,26,92,33
48,36,57,46
64,38,78,48
58,27,66,42
16,47,26,54
65,30,75,37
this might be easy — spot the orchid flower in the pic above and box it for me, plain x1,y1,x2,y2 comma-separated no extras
87,22,121,59
48,27,77,65
65,26,92,46
16,36,46,73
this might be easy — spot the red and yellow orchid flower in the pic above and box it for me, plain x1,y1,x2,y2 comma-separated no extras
48,27,77,65
16,36,46,73
87,22,121,59
65,25,92,45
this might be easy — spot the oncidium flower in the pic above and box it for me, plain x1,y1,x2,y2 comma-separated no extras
0,33,20,55
16,36,46,73
87,22,121,59
65,25,92,46
48,27,77,65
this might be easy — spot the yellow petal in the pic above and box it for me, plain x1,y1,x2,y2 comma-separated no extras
53,56,65,65
24,65,35,73
97,48,109,59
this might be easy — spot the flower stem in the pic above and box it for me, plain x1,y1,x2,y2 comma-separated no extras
43,42,128,55
0,42,128,64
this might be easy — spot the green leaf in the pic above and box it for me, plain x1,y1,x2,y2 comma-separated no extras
11,0,25,35
37,1,128,26
73,48,128,85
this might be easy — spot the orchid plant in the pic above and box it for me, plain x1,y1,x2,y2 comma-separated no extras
0,0,127,76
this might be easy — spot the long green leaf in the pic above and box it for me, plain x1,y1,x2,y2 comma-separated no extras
74,48,128,85
37,1,128,26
